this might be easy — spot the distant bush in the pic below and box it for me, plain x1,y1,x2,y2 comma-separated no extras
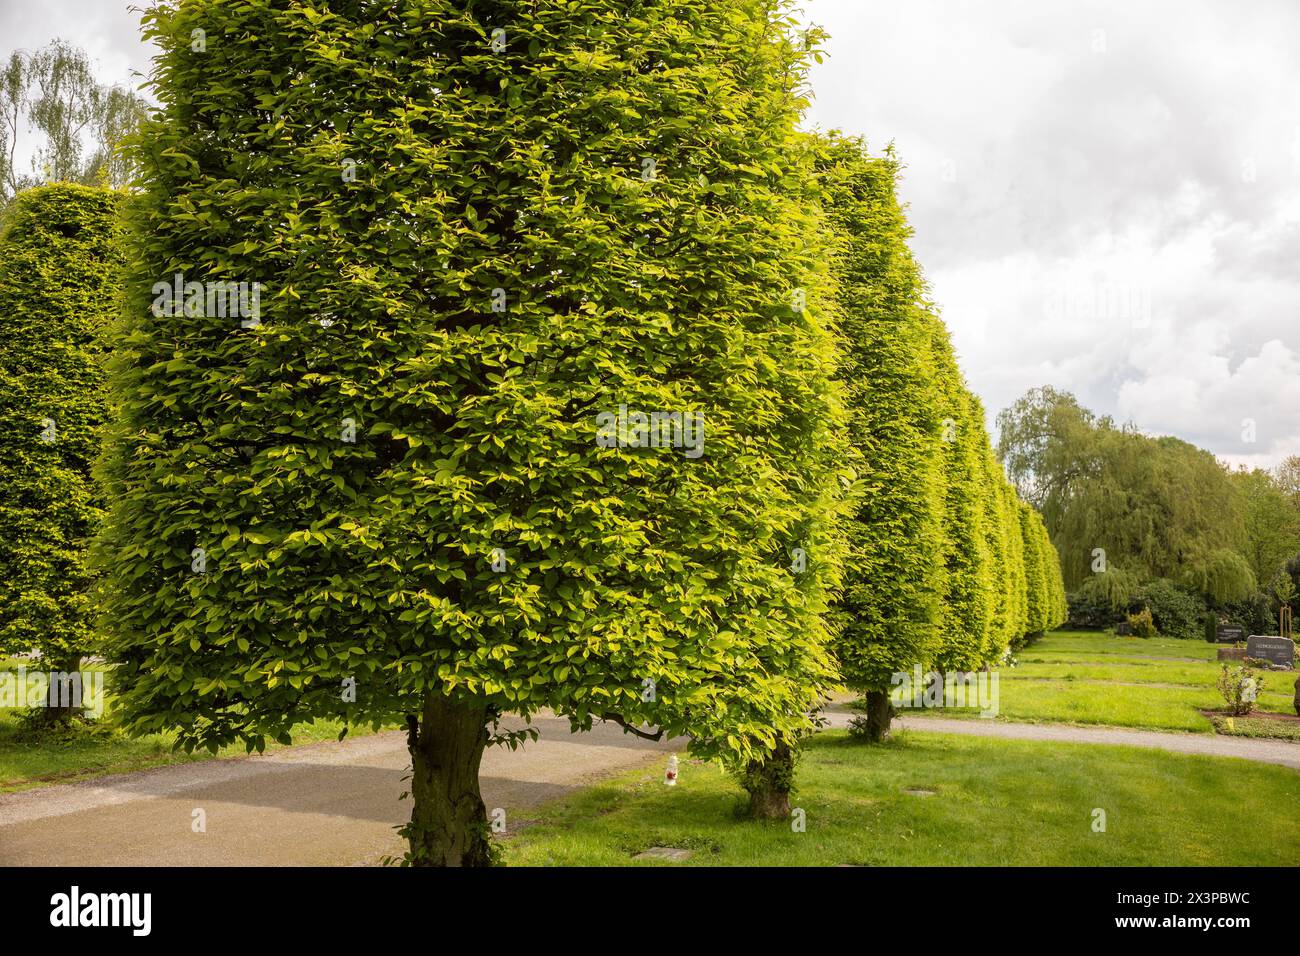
1136,579,1206,641
1066,590,1118,629
1127,607,1157,638
1220,592,1275,637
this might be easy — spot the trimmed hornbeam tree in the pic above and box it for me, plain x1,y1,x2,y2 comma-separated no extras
816,136,944,742
0,183,122,723
928,327,995,673
1019,501,1051,636
1040,514,1069,630
1001,480,1031,647
96,0,844,862
971,397,1019,664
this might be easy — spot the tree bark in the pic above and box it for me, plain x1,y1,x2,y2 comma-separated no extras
858,689,893,742
37,653,82,727
743,737,794,820
404,693,493,867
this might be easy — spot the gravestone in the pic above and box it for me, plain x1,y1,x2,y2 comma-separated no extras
633,846,693,861
1215,624,1245,644
1245,635,1295,669
1115,621,1133,636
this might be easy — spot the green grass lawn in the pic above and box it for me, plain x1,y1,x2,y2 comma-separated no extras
901,631,1298,733
503,729,1300,866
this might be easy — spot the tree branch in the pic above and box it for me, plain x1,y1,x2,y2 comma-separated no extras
599,713,664,741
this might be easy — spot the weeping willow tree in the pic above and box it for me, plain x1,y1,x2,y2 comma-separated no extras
998,387,1251,602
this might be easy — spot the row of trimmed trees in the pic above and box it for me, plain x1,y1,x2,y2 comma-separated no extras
817,137,1066,745
0,0,1065,864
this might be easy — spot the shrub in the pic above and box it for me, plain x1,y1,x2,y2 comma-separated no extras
1221,591,1274,636
1217,664,1264,716
1136,578,1207,641
1127,607,1157,638
1066,589,1119,629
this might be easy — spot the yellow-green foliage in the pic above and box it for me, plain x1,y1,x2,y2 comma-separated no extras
928,329,994,672
0,183,123,666
1001,481,1030,642
817,136,944,691
95,0,846,765
972,397,1019,661
1020,502,1055,636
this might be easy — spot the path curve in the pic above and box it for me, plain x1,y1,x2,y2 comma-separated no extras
823,711,1300,770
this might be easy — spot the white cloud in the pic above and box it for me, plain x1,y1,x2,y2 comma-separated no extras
803,0,1300,466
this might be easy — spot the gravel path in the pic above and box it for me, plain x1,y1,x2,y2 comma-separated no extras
0,714,683,866
823,710,1300,770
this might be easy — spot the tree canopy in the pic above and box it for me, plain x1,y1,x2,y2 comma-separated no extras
95,0,846,864
0,41,146,212
816,137,1064,739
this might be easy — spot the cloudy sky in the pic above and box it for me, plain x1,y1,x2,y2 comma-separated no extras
801,0,1300,469
3,0,1297,467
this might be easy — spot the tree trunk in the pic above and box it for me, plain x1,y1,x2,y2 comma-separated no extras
743,737,794,820
404,694,493,867
37,653,82,727
859,689,893,742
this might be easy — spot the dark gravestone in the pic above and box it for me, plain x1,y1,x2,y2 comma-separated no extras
1215,624,1245,644
1245,635,1295,669
1115,621,1132,636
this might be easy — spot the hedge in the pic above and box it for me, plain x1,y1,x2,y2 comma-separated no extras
0,183,123,675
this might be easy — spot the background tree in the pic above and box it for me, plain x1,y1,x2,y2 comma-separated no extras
0,40,146,212
1233,467,1300,588
96,0,844,864
998,388,1251,597
1274,455,1300,510
0,183,123,723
